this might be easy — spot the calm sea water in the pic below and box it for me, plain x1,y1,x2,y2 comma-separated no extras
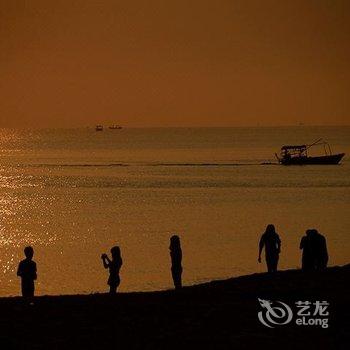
0,126,349,296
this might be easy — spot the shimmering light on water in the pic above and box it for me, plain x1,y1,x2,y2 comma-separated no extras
0,127,349,296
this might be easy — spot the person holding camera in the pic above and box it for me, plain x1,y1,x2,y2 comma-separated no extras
101,246,123,294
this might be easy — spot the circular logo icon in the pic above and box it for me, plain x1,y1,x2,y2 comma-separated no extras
258,298,293,328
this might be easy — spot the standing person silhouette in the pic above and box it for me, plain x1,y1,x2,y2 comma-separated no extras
300,229,328,271
312,229,328,270
169,235,182,289
17,246,37,299
258,224,281,273
101,246,123,294
300,229,315,271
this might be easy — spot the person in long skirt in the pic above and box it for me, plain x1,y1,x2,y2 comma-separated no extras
169,235,182,289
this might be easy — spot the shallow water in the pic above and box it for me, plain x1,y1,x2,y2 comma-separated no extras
0,126,349,296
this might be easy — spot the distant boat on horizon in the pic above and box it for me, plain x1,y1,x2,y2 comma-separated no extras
275,139,345,165
95,125,103,131
108,125,122,130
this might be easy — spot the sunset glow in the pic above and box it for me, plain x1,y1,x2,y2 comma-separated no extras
1,0,349,128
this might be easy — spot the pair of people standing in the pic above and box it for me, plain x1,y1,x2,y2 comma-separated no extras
258,224,328,273
16,245,122,299
101,235,183,294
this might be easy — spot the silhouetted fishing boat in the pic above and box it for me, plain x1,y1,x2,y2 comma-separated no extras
109,125,122,130
95,125,103,131
275,139,345,165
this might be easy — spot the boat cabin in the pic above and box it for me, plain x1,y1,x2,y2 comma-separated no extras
280,145,307,160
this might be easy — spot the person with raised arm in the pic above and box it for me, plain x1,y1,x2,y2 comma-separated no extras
101,246,123,294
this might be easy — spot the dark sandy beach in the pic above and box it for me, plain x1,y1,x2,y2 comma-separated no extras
1,265,349,350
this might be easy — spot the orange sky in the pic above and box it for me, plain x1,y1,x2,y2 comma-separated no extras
0,0,349,128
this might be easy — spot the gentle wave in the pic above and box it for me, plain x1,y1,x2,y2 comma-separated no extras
22,162,276,168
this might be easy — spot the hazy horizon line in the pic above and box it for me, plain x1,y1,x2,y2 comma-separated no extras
1,124,350,130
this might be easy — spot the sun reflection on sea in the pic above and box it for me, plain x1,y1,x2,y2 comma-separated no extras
0,130,58,292
0,127,350,296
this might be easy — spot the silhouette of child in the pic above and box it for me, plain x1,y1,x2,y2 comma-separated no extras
17,246,37,298
169,235,182,289
258,224,281,273
101,246,123,294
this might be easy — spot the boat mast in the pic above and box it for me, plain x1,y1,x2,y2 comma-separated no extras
305,138,323,151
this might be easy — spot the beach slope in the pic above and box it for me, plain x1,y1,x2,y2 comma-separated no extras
1,265,349,349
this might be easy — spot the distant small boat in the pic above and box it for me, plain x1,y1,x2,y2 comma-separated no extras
109,125,122,130
95,125,103,131
275,139,345,165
